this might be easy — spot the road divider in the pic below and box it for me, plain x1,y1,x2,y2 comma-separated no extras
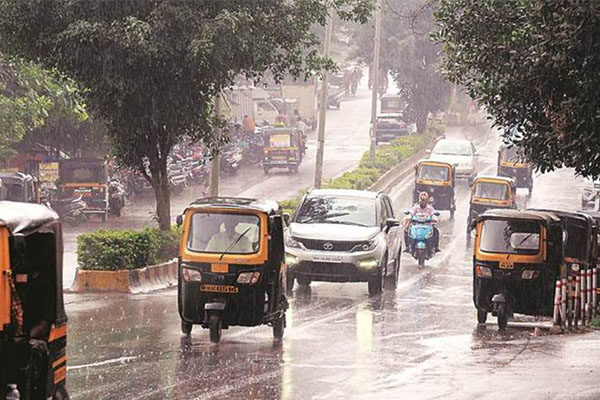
69,258,178,294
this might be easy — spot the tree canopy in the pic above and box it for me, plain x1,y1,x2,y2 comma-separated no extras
0,0,373,229
0,55,87,159
435,0,600,177
354,0,451,132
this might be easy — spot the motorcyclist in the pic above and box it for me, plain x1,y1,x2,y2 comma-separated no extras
404,191,440,253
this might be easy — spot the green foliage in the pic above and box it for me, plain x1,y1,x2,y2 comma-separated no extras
591,318,600,328
353,1,451,132
0,0,374,229
77,226,180,271
435,0,600,177
0,56,87,158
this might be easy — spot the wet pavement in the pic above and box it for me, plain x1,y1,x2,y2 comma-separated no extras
62,113,600,398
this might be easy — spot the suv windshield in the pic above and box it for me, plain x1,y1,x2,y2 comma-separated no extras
295,195,377,227
480,219,541,255
187,212,260,254
433,140,471,156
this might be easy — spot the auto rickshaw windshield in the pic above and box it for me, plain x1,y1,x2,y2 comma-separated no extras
500,146,525,163
418,165,449,181
480,219,541,255
474,182,509,200
187,212,261,254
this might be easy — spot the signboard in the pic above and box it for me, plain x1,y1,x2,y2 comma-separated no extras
39,162,59,187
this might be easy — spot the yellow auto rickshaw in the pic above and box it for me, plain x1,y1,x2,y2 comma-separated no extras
498,145,533,194
467,176,517,233
0,202,68,400
176,197,288,343
261,127,306,173
413,160,456,218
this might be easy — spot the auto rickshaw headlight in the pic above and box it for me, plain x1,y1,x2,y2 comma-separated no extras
237,271,260,284
475,265,492,278
521,270,539,280
182,267,202,282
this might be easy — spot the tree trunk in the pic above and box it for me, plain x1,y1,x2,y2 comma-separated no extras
146,156,171,231
416,111,428,134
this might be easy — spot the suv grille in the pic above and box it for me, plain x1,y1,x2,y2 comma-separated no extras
298,239,359,252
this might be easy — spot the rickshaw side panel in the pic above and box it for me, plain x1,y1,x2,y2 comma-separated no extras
0,227,10,331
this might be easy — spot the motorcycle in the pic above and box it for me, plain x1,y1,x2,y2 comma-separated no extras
404,211,440,267
220,144,243,175
108,180,126,217
49,196,88,226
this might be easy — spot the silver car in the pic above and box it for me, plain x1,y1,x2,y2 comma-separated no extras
428,138,479,180
285,189,402,296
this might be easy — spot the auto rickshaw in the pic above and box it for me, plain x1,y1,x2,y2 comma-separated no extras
58,158,108,221
473,209,565,329
262,127,306,173
498,145,533,194
0,202,68,399
177,197,288,343
413,160,456,218
0,173,40,204
467,176,517,233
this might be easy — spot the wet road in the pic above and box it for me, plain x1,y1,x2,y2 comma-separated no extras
63,121,600,399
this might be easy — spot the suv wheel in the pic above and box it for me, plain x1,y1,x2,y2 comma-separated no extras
368,257,386,297
384,256,399,290
297,275,311,287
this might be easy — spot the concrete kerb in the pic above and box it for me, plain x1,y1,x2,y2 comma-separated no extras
70,258,178,294
368,134,442,194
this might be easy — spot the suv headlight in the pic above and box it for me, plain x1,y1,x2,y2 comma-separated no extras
285,235,301,249
351,239,377,252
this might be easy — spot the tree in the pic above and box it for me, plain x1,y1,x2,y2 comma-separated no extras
435,0,600,177
354,0,451,132
0,0,373,230
0,55,86,159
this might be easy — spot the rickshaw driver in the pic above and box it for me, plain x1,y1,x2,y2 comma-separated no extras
206,218,254,253
404,192,441,253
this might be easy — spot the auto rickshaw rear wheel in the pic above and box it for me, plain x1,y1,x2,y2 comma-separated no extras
477,308,487,324
181,320,193,335
273,314,285,340
497,304,508,330
209,315,222,343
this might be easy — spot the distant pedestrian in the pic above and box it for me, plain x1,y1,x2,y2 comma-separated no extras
242,115,255,134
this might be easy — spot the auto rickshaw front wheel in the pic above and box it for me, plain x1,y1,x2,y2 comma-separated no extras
477,308,487,324
497,304,508,330
181,320,193,335
273,314,285,340
209,315,222,343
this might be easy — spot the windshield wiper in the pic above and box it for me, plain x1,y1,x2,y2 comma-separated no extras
300,212,350,223
219,227,251,260
513,232,535,252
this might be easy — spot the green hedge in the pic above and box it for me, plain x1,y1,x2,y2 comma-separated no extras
280,122,443,214
77,227,180,271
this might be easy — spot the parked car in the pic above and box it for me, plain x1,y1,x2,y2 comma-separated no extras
581,177,600,209
428,138,479,181
285,189,402,296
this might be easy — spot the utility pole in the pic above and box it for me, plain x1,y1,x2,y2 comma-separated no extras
314,7,334,189
369,0,382,161
209,94,221,197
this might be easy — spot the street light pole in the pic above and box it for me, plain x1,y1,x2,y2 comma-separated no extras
369,0,382,161
209,94,221,197
314,7,334,189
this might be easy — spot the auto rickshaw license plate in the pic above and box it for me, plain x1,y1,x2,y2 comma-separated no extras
200,284,239,294
499,261,514,270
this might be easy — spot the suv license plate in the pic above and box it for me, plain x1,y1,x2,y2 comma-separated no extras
313,255,343,263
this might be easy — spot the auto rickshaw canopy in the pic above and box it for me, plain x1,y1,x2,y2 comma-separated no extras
499,145,530,168
471,175,516,206
179,197,281,265
415,160,454,186
0,201,66,331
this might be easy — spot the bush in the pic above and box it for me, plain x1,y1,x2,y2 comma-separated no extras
77,226,180,271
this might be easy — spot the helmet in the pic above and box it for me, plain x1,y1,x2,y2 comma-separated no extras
418,191,429,205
